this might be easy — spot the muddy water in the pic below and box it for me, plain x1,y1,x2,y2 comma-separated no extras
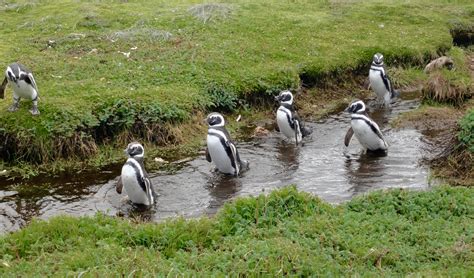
0,92,436,233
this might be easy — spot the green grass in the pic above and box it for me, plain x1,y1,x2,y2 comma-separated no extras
0,0,473,170
459,108,474,152
1,186,473,276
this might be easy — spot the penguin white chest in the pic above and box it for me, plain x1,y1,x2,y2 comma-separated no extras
277,108,300,141
207,134,235,175
121,163,151,205
12,80,37,100
369,70,388,99
351,119,387,151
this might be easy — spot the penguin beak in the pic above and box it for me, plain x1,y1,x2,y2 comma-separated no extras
274,95,281,102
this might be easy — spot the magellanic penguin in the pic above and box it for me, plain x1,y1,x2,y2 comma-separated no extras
275,90,312,145
116,142,155,206
344,100,388,153
0,63,40,115
369,53,399,108
205,112,248,176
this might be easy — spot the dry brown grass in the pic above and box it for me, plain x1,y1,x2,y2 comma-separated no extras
431,144,474,186
422,72,470,105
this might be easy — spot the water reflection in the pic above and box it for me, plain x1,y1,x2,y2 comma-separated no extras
206,173,242,214
345,153,387,197
276,141,300,171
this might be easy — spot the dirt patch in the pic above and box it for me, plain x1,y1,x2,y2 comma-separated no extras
393,103,473,185
297,75,370,120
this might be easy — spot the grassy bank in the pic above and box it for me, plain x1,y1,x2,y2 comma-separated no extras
0,0,473,176
1,186,473,275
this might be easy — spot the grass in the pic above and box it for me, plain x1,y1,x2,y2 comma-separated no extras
0,0,473,176
1,186,473,275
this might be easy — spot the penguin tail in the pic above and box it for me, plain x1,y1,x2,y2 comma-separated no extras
391,89,400,99
239,160,250,173
302,126,312,137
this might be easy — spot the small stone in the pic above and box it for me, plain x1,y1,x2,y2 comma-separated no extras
154,157,168,164
253,126,270,137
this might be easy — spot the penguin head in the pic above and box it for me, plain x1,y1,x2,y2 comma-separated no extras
125,142,145,158
373,53,384,65
207,112,225,127
346,100,366,114
6,67,17,83
275,90,294,105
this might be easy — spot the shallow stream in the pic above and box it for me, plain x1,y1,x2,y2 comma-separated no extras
0,92,437,233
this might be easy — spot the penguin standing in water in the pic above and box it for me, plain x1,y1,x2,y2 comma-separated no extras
205,112,248,176
0,63,40,115
116,142,155,206
344,100,388,153
275,90,312,145
369,53,399,108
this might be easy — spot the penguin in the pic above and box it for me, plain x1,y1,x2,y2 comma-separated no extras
369,53,399,108
0,63,40,115
275,90,312,145
205,112,248,176
344,100,388,153
116,142,155,206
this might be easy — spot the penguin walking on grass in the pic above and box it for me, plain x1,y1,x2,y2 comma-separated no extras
369,53,399,108
0,63,40,115
116,142,155,206
275,90,312,145
344,100,388,153
205,112,248,176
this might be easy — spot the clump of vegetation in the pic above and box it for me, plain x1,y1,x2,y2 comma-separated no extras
188,3,234,23
458,108,474,153
422,47,473,105
1,186,473,275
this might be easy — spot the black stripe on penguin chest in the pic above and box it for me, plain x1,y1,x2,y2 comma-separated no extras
351,116,379,136
125,160,147,193
208,129,237,170
280,104,296,130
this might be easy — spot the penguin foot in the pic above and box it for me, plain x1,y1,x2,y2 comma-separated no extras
240,160,250,171
29,106,40,116
8,103,19,112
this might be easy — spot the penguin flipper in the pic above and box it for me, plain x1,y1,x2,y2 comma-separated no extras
381,71,393,94
0,76,7,99
143,176,155,204
116,176,123,194
205,148,212,162
344,127,354,147
229,142,240,176
26,73,39,96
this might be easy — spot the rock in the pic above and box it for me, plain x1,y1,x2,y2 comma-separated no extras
424,56,454,73
253,126,270,137
154,157,168,164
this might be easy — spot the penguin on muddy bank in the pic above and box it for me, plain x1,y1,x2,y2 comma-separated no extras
344,100,388,154
369,53,399,108
116,142,156,206
275,90,312,145
0,62,40,115
205,112,249,176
